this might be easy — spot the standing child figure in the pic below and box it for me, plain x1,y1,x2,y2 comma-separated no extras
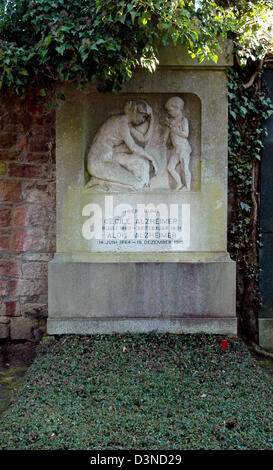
164,97,192,190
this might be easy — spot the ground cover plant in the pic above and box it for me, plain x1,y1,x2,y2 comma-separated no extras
0,333,272,450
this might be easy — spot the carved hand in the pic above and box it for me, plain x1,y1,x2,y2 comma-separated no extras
150,157,158,175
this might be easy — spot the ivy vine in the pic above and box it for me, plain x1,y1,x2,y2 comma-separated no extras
227,65,273,340
0,0,272,96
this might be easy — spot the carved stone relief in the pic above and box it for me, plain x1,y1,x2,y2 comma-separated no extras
164,97,192,191
86,96,198,192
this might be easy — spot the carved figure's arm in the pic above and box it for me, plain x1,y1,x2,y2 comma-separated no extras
170,118,189,139
130,126,147,143
142,111,154,143
163,127,170,145
121,121,158,174
130,113,154,145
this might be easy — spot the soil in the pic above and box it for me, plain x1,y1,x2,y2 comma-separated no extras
253,353,273,376
0,340,37,414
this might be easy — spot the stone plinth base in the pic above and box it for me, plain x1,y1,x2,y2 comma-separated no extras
48,317,237,335
47,253,237,335
259,318,273,350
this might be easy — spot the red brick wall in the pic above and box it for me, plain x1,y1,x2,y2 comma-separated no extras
0,91,56,341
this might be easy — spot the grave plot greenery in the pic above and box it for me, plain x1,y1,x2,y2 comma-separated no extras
0,334,272,450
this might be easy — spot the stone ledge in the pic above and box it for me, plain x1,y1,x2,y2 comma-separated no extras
158,41,233,68
53,251,232,264
48,317,237,335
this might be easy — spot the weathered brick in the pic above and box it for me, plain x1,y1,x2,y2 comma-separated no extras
36,294,48,304
8,163,47,179
29,138,49,153
0,133,16,149
12,205,28,227
35,114,54,126
0,96,23,114
0,134,27,154
0,149,23,161
0,89,56,339
46,236,56,251
17,112,32,129
13,205,53,232
0,236,10,251
0,281,8,295
26,153,49,164
22,261,48,279
0,114,24,133
21,303,47,319
11,229,48,251
28,205,50,227
27,205,48,227
9,278,47,296
0,208,11,226
48,222,56,234
26,94,45,116
14,135,27,152
0,316,9,324
0,323,9,339
10,317,34,340
10,230,28,251
30,127,54,138
22,183,54,205
3,301,20,317
0,180,22,202
0,260,21,277
51,148,56,164
22,252,53,262
0,229,11,239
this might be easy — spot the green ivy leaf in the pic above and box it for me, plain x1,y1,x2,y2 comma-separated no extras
56,45,66,56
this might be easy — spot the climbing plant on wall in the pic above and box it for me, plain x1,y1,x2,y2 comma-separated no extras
228,63,273,341
0,0,272,96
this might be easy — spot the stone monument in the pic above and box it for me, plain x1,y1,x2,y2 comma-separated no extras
48,44,237,335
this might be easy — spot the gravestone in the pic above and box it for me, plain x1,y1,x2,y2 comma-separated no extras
47,44,237,335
